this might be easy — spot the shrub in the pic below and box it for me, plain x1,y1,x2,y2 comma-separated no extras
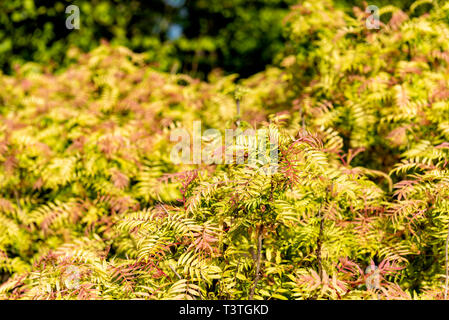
1,0,449,300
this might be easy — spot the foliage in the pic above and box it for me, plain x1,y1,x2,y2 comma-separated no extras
0,0,296,78
0,0,435,78
1,0,449,300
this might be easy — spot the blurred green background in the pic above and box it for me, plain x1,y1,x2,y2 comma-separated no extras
0,0,420,78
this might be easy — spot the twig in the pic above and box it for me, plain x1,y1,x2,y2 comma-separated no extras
169,264,182,280
160,204,170,215
316,205,324,280
300,106,305,130
249,226,263,300
236,99,241,127
14,189,22,211
445,222,449,299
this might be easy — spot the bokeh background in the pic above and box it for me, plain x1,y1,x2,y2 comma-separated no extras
0,0,424,78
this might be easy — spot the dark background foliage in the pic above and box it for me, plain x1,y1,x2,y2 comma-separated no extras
0,0,424,78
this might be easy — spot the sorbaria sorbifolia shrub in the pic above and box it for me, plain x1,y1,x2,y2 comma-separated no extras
1,0,449,299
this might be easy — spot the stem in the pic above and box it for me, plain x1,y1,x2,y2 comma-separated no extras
300,106,305,130
445,222,449,300
249,226,263,300
236,99,241,127
169,264,182,280
316,206,324,280
14,189,22,211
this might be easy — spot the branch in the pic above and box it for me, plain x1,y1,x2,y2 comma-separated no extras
445,222,449,300
169,264,182,280
249,226,263,300
315,203,325,280
235,99,241,128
